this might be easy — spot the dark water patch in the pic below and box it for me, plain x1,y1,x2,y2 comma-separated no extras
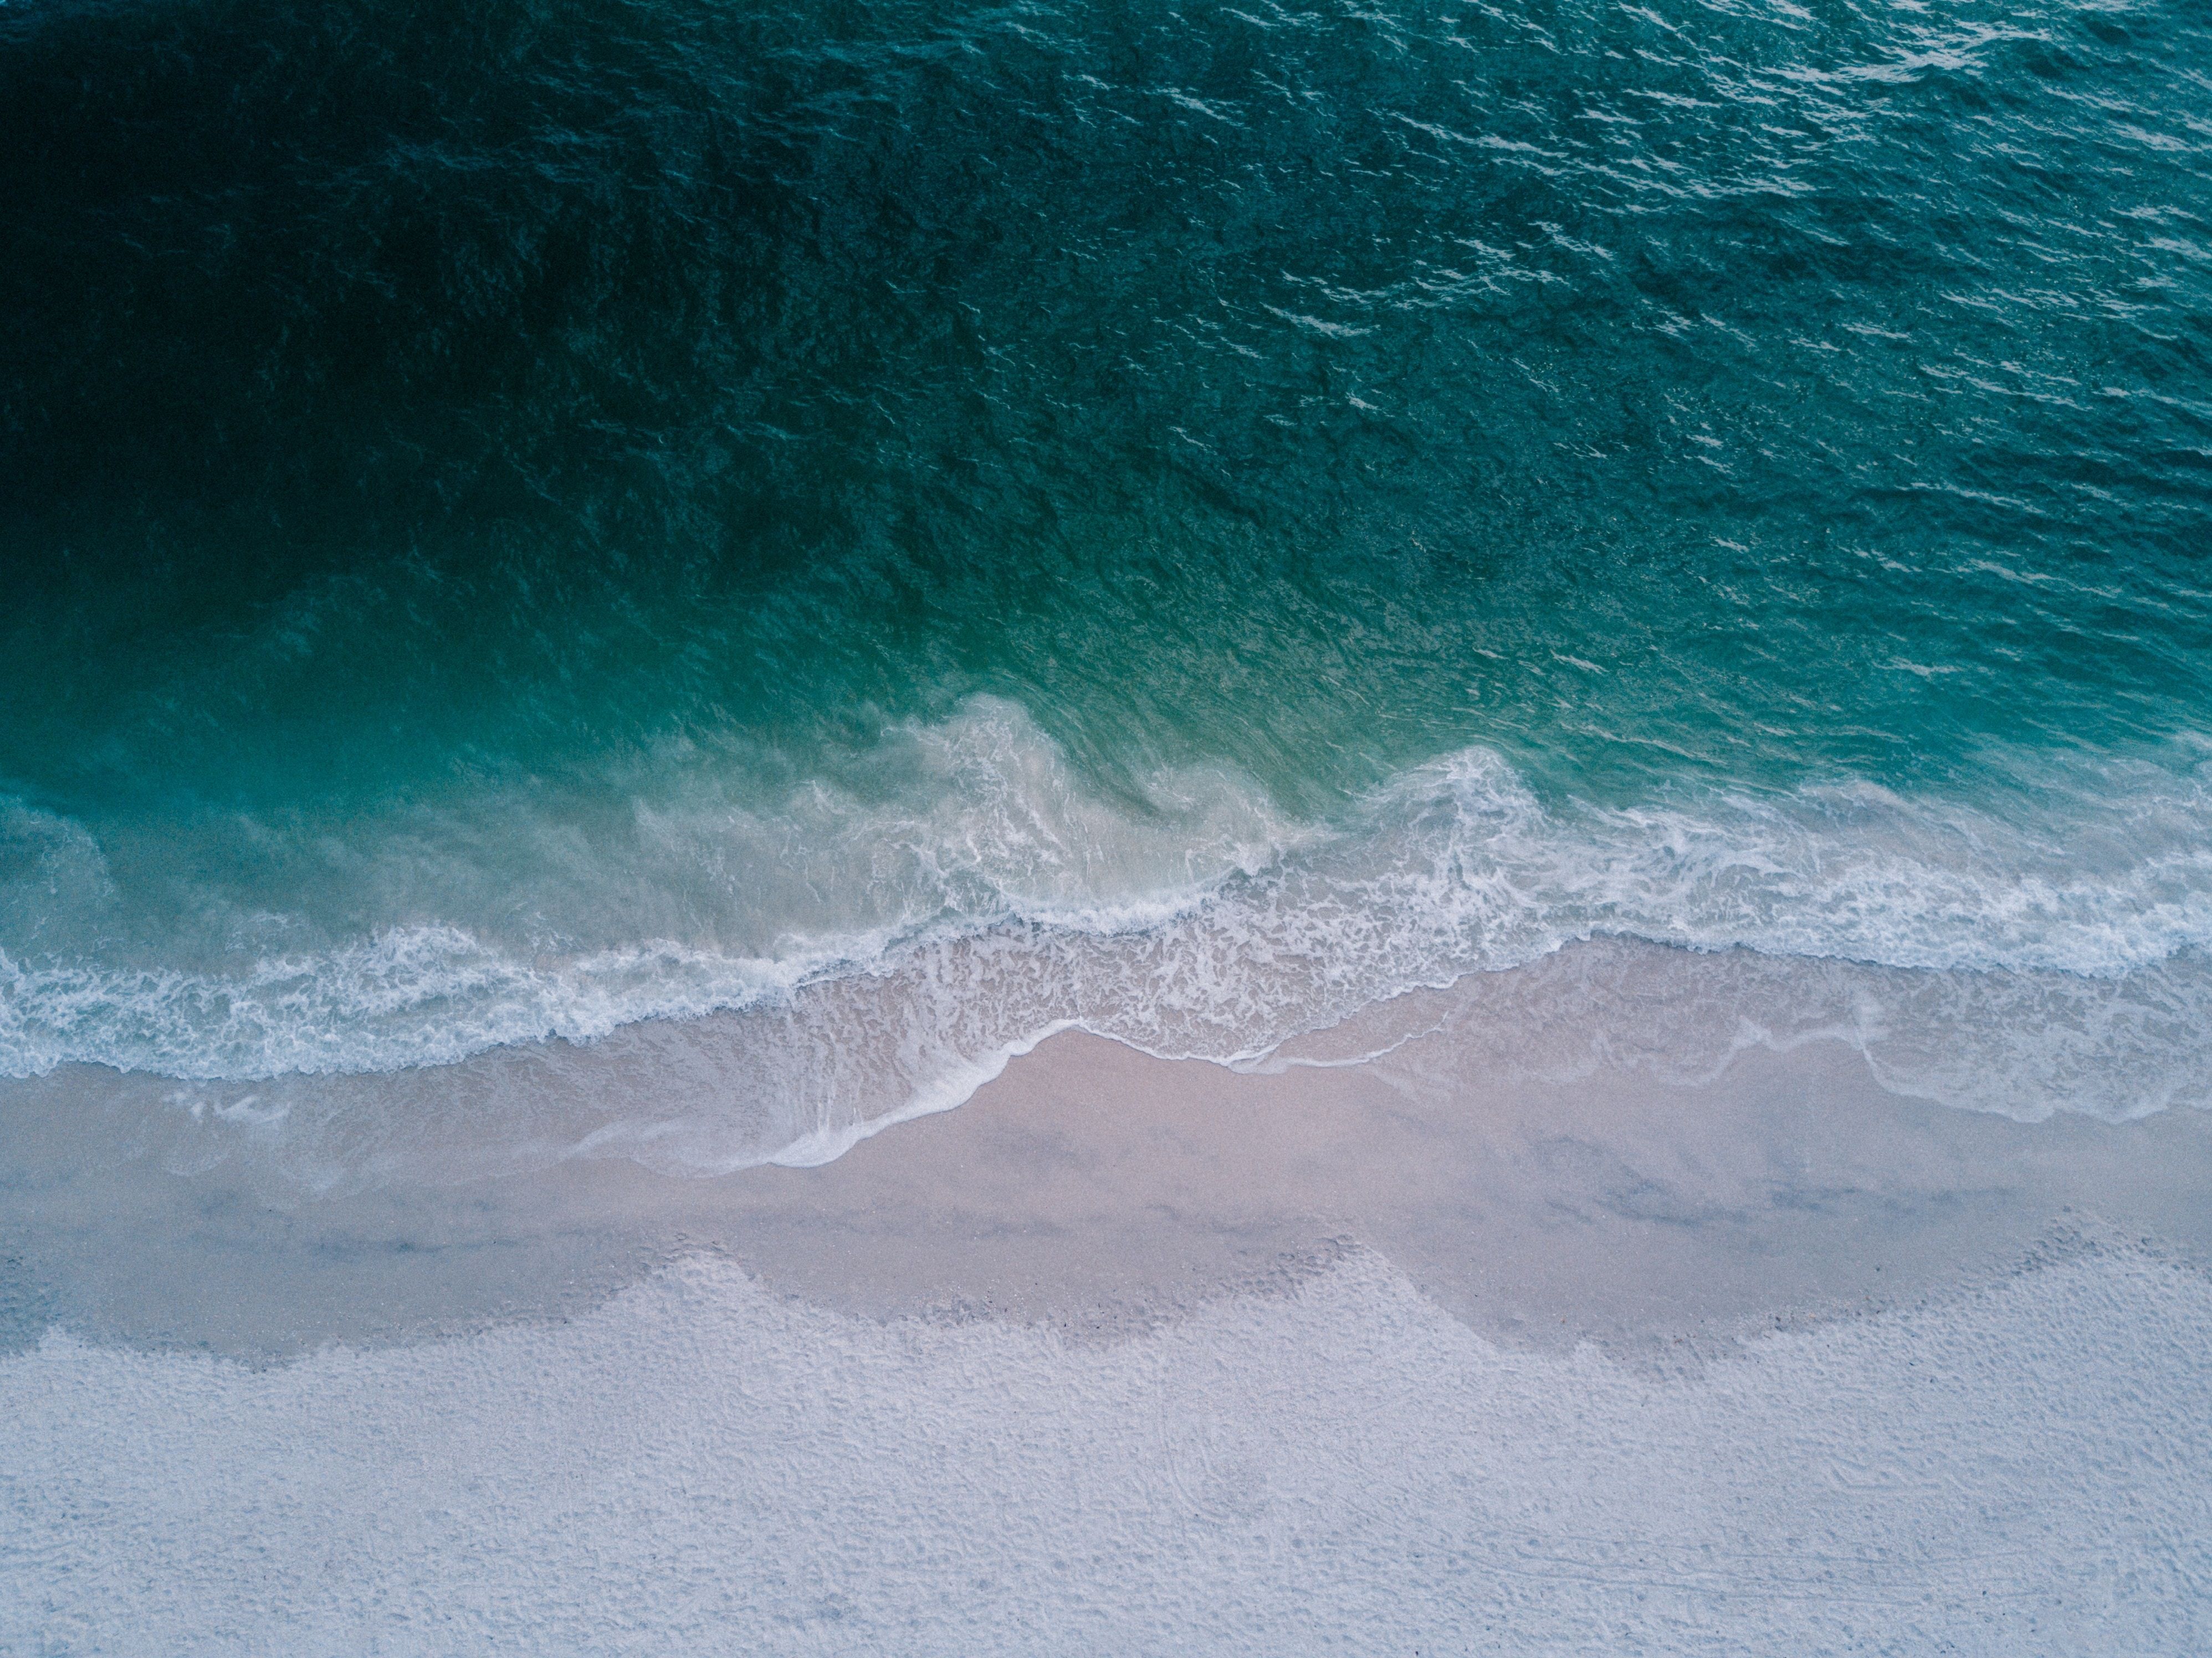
6,0,2210,807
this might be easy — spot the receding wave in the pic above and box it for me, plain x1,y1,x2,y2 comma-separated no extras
4,698,2210,1171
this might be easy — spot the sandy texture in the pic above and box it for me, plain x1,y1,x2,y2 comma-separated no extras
5,953,2212,1652
6,1242,2209,1656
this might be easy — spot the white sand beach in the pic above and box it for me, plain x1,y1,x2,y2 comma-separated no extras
4,943,2210,1653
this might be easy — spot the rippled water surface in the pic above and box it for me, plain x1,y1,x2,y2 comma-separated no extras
3,0,2210,1142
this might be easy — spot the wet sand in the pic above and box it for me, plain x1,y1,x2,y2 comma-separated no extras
4,1005,2211,1362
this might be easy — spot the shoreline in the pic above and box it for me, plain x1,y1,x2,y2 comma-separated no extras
5,982,2210,1364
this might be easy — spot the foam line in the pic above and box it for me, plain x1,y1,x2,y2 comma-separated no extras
4,700,2210,1142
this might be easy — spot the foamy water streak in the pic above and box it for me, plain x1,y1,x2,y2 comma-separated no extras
7,701,2210,1181
106,934,2212,1199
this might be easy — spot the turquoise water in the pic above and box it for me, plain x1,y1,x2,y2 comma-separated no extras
4,0,2211,1125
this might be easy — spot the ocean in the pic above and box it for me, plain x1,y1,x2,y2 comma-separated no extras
5,0,2211,1181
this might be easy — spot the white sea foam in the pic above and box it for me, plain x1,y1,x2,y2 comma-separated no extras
4,698,2211,1166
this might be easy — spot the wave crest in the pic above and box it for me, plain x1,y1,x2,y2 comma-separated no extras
5,700,2211,1152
